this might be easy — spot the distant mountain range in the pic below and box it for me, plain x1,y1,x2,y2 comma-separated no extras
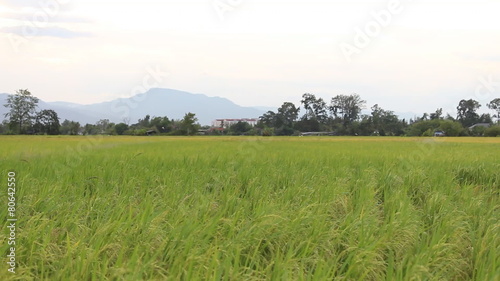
0,88,275,126
0,88,421,126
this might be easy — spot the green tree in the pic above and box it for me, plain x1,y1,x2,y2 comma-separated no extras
330,94,366,127
354,115,374,136
437,120,464,136
83,123,98,135
420,113,429,121
478,113,493,124
138,115,151,128
456,99,481,127
114,123,129,135
470,125,487,137
229,121,252,135
406,119,464,137
487,98,500,124
484,125,500,137
299,93,329,131
406,120,439,136
96,119,111,134
275,102,300,135
370,104,403,136
180,112,199,135
61,119,81,135
430,108,443,120
150,116,172,133
445,114,455,121
301,93,328,123
34,109,60,135
0,120,10,134
258,111,277,128
262,126,274,136
295,118,320,132
277,102,300,127
3,89,39,134
370,104,386,134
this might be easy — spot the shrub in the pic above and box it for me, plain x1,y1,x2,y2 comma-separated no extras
484,125,500,137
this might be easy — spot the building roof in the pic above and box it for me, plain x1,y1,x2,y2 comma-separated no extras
469,123,491,129
215,118,258,121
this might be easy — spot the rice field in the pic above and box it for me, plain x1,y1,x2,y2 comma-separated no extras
0,136,499,280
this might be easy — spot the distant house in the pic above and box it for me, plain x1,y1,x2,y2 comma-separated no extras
468,123,491,130
300,132,336,136
197,129,208,135
434,131,445,137
211,118,259,128
146,130,157,136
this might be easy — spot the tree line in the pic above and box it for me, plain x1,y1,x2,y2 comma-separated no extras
1,89,200,136
2,89,500,137
248,93,500,137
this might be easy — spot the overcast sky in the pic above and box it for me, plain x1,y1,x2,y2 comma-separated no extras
0,0,499,115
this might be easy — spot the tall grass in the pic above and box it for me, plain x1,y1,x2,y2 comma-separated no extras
0,136,498,280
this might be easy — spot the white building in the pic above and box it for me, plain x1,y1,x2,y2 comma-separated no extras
211,118,259,128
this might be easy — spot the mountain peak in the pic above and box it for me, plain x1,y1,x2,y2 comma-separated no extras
0,89,265,126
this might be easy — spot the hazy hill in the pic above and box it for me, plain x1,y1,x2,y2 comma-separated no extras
0,90,420,126
0,89,268,126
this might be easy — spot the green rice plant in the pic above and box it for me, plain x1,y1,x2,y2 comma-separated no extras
0,136,498,280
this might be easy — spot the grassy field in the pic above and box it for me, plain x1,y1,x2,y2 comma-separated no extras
0,136,499,280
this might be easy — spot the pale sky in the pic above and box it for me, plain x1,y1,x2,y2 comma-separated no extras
1,0,499,116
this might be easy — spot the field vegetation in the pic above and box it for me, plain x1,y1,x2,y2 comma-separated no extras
1,136,498,280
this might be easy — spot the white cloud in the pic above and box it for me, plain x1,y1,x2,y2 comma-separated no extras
0,0,498,115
